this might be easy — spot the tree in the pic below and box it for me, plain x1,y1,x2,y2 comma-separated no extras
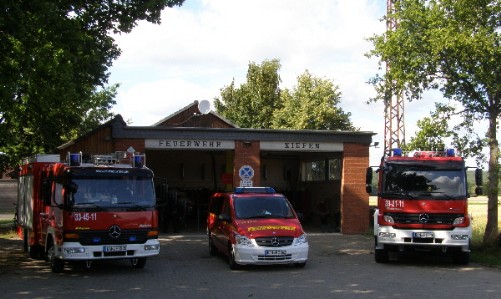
215,60,355,131
404,103,487,161
214,59,282,128
272,71,355,130
0,0,185,171
367,0,500,244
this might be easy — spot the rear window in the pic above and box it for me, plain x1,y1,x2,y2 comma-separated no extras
233,196,295,219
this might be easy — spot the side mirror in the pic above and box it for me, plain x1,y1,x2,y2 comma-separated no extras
296,212,304,221
365,167,373,194
217,213,232,223
475,168,483,187
42,180,52,205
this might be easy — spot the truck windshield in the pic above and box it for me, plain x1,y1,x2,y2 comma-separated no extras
381,163,466,200
70,176,155,209
234,196,295,219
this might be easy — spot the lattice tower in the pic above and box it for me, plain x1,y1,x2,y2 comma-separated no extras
384,0,405,156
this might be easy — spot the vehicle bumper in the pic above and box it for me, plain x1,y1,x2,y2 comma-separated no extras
234,243,309,265
375,226,471,252
57,239,161,261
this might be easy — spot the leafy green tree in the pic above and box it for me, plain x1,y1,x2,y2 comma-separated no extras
404,103,487,161
214,59,282,128
273,71,355,130
0,0,184,171
215,61,355,131
367,0,500,244
403,116,450,152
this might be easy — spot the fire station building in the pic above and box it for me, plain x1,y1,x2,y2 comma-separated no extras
58,101,375,234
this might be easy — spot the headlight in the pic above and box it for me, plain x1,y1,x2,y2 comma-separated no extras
378,232,396,238
383,215,394,224
144,244,160,251
235,234,254,247
453,217,465,225
295,234,308,245
63,247,85,254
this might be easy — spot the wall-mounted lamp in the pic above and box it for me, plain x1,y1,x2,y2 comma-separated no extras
371,142,380,148
243,141,252,147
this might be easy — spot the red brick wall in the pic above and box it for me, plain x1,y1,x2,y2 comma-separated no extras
233,141,261,187
341,143,370,234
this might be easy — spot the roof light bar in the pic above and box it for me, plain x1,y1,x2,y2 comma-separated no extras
234,187,276,194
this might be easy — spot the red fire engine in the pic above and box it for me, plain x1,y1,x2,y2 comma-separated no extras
16,152,160,272
367,148,483,264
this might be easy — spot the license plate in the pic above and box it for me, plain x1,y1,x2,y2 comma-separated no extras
265,250,286,255
104,245,126,252
413,232,434,238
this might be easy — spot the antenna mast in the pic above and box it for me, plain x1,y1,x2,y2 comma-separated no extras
384,0,405,155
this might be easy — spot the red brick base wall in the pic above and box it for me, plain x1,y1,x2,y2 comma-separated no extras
233,141,261,187
341,143,370,234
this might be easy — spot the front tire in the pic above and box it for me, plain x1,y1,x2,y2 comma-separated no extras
374,237,389,263
228,245,241,270
209,236,218,256
452,251,470,265
47,239,64,273
374,248,389,263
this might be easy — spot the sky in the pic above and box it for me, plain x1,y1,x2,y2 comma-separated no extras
108,0,485,167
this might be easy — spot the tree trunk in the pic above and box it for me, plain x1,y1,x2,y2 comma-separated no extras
483,108,499,245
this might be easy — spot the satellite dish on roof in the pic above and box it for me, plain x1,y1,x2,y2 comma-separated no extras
198,100,211,115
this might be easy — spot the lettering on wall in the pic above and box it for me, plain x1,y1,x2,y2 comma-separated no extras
145,139,235,150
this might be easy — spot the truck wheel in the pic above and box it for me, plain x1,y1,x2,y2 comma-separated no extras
452,251,470,265
23,229,29,252
294,261,307,268
228,245,240,270
47,240,64,273
374,248,389,263
209,236,218,256
29,245,42,259
131,258,147,269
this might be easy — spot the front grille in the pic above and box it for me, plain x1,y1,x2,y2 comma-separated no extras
255,236,294,247
257,254,292,261
75,229,150,245
387,213,463,225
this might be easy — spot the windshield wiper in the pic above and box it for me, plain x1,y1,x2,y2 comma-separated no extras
418,191,456,200
118,202,148,211
73,203,107,211
381,191,415,199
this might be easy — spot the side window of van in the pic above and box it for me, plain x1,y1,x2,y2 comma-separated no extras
221,197,233,219
210,196,224,215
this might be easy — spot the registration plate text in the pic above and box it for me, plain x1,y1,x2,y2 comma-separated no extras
265,250,286,255
413,232,434,238
104,245,126,252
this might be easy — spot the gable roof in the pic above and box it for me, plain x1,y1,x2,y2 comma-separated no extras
153,101,236,128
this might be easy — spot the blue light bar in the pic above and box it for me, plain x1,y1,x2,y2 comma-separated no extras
446,148,455,157
392,148,403,157
69,152,82,166
133,154,145,168
234,187,276,194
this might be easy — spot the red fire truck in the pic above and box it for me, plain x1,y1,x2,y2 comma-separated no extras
16,152,160,272
367,148,483,264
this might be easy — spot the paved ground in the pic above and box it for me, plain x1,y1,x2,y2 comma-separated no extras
1,231,501,299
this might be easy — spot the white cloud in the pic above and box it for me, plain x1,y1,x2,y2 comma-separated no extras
108,0,489,167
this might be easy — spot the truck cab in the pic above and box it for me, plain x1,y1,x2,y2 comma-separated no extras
367,149,483,264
